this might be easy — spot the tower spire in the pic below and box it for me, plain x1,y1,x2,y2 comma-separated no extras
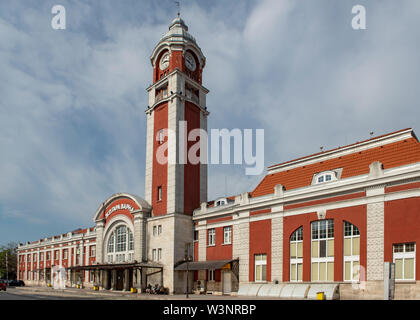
175,1,180,17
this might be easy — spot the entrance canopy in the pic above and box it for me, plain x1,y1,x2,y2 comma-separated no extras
174,259,237,271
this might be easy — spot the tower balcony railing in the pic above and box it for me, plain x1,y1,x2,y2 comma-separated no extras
186,92,199,104
155,91,168,103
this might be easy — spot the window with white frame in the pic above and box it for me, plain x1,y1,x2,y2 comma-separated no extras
313,171,338,185
107,233,114,254
158,129,165,144
116,226,127,252
343,221,360,282
34,253,37,262
255,254,267,282
63,249,68,259
393,243,416,281
290,227,303,282
223,226,232,244
106,225,134,264
90,246,96,257
158,248,162,261
158,186,162,201
158,225,162,235
152,249,157,261
208,229,216,246
153,226,157,236
208,269,215,281
311,220,334,282
128,230,134,251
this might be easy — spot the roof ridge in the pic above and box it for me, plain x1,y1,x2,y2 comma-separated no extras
268,128,414,170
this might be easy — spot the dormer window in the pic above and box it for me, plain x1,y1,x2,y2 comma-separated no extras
313,170,339,185
214,198,227,206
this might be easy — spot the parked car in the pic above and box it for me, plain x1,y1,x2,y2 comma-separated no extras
0,280,7,291
8,280,25,287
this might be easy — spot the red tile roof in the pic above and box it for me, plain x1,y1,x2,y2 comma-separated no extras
252,130,420,197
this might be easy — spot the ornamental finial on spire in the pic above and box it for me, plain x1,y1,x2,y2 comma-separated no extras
175,1,180,17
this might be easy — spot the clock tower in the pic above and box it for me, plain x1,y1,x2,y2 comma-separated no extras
145,17,209,216
144,17,209,292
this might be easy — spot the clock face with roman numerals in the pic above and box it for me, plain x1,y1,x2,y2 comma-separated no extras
185,52,196,71
159,53,170,70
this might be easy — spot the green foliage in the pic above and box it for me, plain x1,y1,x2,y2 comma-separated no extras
0,242,18,279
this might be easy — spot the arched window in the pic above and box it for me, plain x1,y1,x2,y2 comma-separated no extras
107,233,114,253
128,229,134,251
343,221,360,282
290,227,303,282
311,220,334,282
106,225,134,264
116,226,127,252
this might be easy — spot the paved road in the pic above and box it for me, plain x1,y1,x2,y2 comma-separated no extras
1,286,290,300
0,288,96,300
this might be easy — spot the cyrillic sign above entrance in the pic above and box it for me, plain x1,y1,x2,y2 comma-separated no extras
105,203,135,219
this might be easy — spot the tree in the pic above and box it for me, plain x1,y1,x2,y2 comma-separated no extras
0,242,18,280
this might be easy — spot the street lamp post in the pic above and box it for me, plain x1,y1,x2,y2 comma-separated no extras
186,258,189,298
185,243,192,299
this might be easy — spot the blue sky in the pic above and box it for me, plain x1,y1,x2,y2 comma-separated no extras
1,0,419,245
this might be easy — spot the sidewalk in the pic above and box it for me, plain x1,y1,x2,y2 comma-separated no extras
9,286,262,300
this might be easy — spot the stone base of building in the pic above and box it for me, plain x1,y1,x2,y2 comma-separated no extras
329,281,420,300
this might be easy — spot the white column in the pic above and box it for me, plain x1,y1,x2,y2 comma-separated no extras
366,186,385,281
95,220,104,264
144,111,154,205
167,74,185,214
133,212,146,262
199,110,208,204
271,215,283,283
233,215,250,283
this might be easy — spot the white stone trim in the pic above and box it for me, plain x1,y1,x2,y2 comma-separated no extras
145,111,155,204
193,162,420,222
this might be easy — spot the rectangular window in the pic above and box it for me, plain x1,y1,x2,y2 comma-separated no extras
393,243,416,281
47,252,50,261
63,249,68,260
34,253,37,262
194,231,198,241
311,220,334,282
152,249,157,261
90,246,96,257
158,225,162,235
208,229,216,246
157,186,162,201
158,248,162,261
158,129,164,144
223,226,232,244
208,269,215,281
153,226,157,236
255,254,267,282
